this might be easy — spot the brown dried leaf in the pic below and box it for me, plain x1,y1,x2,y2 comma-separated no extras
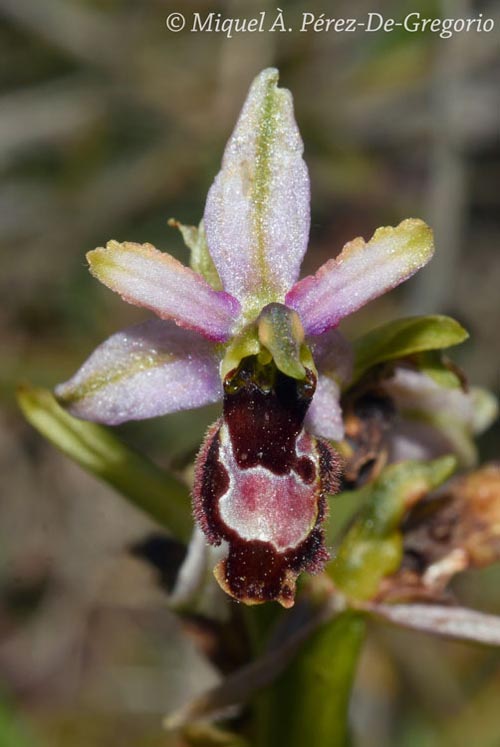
377,464,500,601
341,387,395,487
405,464,500,568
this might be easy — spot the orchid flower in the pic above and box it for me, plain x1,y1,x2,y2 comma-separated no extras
381,366,498,468
56,69,434,607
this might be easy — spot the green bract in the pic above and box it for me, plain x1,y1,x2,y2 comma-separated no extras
329,457,457,600
169,218,223,290
351,315,469,387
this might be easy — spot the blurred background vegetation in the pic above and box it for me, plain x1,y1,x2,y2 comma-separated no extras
1,0,499,745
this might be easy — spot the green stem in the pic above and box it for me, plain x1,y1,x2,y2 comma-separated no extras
17,385,192,542
255,611,366,747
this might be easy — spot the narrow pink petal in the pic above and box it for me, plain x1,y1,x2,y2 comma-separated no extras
309,328,354,386
88,241,240,341
204,69,310,310
306,375,344,441
286,219,434,336
55,320,223,425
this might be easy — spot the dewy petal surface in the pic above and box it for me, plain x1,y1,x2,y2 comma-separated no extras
286,219,434,336
305,375,344,442
88,241,240,341
56,320,223,424
204,68,310,313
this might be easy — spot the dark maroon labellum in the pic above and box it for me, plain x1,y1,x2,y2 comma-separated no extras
193,356,342,607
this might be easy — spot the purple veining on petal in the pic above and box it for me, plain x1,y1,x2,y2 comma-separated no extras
55,319,223,424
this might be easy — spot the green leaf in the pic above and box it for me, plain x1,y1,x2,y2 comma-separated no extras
17,385,192,542
329,456,457,600
256,612,366,747
413,350,462,389
351,315,469,386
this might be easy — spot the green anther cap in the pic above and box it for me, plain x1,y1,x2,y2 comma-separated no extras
257,302,307,380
